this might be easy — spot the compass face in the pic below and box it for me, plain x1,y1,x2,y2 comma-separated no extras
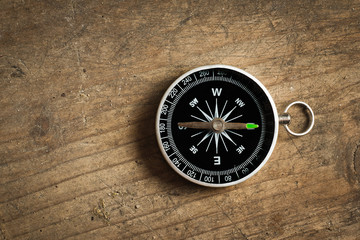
156,65,278,187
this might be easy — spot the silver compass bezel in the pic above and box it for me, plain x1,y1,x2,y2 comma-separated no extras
156,65,279,187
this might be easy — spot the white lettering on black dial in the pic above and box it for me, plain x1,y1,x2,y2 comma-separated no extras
211,88,222,96
189,98,199,107
235,98,245,107
236,145,245,154
189,145,198,154
214,156,221,165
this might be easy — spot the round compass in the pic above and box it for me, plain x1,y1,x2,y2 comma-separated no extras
156,65,314,187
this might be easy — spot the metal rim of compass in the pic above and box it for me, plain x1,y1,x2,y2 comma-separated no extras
156,65,279,187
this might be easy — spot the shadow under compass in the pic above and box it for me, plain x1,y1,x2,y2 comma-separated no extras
133,73,203,192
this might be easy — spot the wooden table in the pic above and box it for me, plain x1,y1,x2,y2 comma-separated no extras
1,0,359,239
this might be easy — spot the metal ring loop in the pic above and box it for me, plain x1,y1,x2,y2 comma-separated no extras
283,101,314,136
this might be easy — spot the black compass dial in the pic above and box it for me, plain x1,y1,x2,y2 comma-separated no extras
156,65,278,187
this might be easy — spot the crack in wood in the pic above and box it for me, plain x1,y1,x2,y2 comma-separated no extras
353,141,360,183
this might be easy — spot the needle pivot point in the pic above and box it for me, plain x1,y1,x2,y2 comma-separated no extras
211,118,225,133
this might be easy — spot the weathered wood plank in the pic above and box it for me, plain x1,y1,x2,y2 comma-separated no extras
1,0,359,239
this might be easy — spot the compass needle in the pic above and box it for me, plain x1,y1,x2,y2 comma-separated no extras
178,121,212,129
156,65,310,187
178,120,259,131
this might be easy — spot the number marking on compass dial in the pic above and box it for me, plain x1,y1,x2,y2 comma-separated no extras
156,65,278,187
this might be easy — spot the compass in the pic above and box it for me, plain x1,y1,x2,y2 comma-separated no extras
156,65,314,187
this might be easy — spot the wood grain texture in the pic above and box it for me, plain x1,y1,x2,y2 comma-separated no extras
0,0,359,239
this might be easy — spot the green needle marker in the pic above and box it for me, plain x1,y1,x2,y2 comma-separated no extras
246,123,259,129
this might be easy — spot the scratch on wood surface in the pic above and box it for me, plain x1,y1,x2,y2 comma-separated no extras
287,134,306,164
215,200,249,240
353,141,360,183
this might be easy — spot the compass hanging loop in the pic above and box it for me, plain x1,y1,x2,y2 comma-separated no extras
280,101,315,136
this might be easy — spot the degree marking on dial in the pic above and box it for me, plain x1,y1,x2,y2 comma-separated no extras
165,99,173,105
235,169,240,178
159,70,272,182
182,164,187,171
